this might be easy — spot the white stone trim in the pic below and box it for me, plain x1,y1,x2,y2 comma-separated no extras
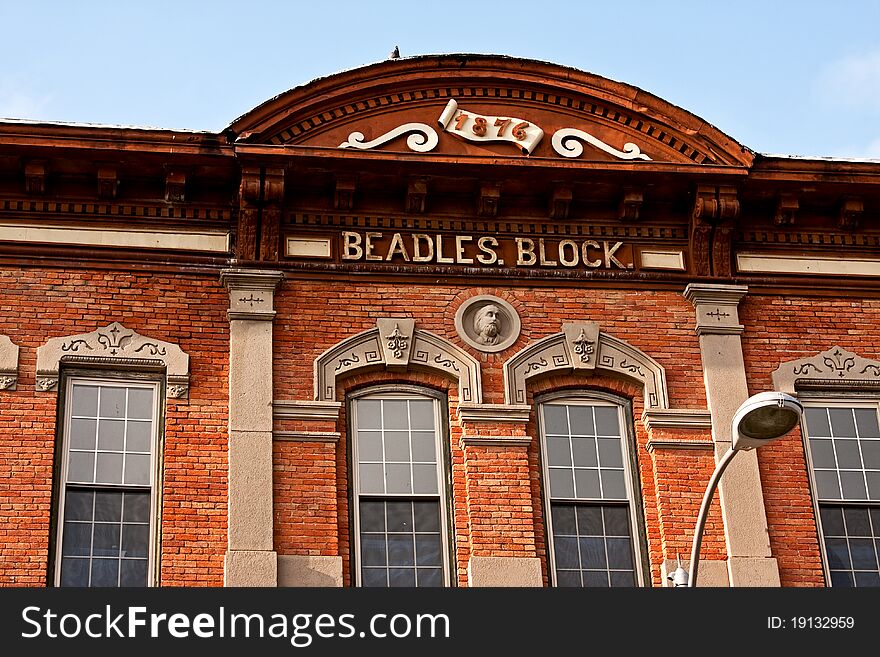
456,403,532,423
683,283,747,335
503,324,668,409
0,222,230,252
220,269,284,321
314,319,482,403
640,249,685,271
738,252,880,277
642,408,712,431
645,439,714,453
35,322,189,398
0,335,19,390
286,236,332,259
772,345,880,392
273,400,343,420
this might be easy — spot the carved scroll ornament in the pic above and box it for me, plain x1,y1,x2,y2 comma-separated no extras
772,346,880,393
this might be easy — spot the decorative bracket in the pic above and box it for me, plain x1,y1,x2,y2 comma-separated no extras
774,193,798,226
478,182,501,217
165,169,186,203
406,178,428,214
0,335,19,390
35,322,190,398
24,160,46,195
618,188,644,222
838,197,863,231
97,166,118,200
772,345,880,393
334,174,357,211
549,184,572,220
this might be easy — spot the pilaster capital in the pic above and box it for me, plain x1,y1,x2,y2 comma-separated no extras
220,268,284,321
683,283,748,335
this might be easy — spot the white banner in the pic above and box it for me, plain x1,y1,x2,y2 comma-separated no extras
437,99,544,154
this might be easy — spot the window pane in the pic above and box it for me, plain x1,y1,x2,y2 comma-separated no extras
383,400,408,430
597,438,623,468
820,506,845,536
127,388,153,420
412,464,438,494
384,463,412,494
825,538,851,569
359,501,385,533
71,385,99,416
359,464,384,494
854,572,880,587
123,454,151,486
415,535,442,567
855,409,880,438
93,524,121,557
410,432,436,462
547,436,572,467
385,502,413,532
361,568,388,587
549,469,574,498
60,558,90,586
809,439,836,468
94,492,123,522
594,407,620,436
840,471,867,499
120,560,148,586
387,535,415,567
815,470,841,499
804,408,831,438
126,421,152,453
849,539,878,570
576,506,603,536
99,388,126,419
601,470,627,500
123,493,150,523
357,431,383,462
360,534,386,567
551,505,576,535
603,507,630,537
68,452,95,483
69,419,97,450
829,408,857,438
579,537,606,569
62,523,92,556
388,568,416,587
96,453,123,484
543,405,569,435
830,570,854,587
98,420,125,451
834,440,862,469
584,571,609,587
409,400,434,430
64,491,93,521
90,559,119,587
867,472,880,500
610,571,635,587
568,406,594,435
121,525,149,558
844,508,872,536
606,538,633,569
555,570,582,587
574,469,601,499
383,432,410,462
413,502,440,533
862,441,880,469
417,568,443,587
554,537,579,569
571,437,597,467
357,401,381,430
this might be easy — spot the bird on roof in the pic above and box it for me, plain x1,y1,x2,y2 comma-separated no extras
390,45,400,59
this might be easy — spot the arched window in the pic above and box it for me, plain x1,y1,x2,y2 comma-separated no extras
349,388,451,587
539,393,646,587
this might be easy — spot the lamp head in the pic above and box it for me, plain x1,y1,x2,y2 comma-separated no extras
732,391,803,451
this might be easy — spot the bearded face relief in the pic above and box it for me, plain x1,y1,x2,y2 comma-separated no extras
455,295,521,353
473,304,502,344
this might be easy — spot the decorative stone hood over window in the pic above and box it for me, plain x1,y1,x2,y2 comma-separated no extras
0,334,19,390
36,322,190,398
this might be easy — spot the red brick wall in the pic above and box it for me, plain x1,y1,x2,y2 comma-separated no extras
740,294,880,587
272,279,714,587
0,267,229,586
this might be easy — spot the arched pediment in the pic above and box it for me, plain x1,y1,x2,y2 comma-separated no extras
314,318,482,403
503,322,668,409
229,55,752,167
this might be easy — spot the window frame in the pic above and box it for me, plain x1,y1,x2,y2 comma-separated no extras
799,393,880,587
51,372,163,587
537,390,649,587
347,384,454,587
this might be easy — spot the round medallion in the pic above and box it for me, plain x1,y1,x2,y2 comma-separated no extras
454,295,521,353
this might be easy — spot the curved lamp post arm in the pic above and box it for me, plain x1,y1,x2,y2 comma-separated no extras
687,447,738,587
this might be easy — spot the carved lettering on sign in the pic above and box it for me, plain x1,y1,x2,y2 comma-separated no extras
438,99,544,154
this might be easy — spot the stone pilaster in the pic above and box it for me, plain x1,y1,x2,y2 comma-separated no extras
220,269,284,586
684,283,780,586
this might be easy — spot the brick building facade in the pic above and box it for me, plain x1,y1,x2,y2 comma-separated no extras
1,55,878,588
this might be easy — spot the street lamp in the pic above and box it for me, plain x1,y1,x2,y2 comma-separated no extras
686,391,803,587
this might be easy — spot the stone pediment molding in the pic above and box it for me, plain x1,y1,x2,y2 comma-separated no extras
314,318,481,403
772,346,880,393
229,55,752,167
503,322,668,409
0,334,19,390
36,322,190,398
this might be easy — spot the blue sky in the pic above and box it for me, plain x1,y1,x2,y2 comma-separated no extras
2,1,879,158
